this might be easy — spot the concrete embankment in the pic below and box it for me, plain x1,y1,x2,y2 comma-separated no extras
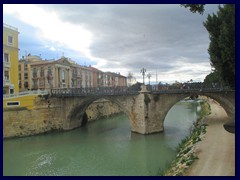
3,97,122,138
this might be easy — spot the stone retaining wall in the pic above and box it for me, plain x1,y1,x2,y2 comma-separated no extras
3,98,122,138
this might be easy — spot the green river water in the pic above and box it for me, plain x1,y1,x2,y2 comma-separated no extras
3,101,200,176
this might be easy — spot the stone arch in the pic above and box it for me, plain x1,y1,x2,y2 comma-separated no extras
201,92,235,122
158,92,234,129
65,96,134,130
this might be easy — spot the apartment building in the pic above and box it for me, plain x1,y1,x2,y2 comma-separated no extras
80,66,93,88
18,55,42,92
18,54,127,91
29,57,73,90
104,72,127,87
3,23,19,94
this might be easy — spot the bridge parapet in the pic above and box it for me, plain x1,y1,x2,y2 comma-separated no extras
50,84,233,97
51,86,140,97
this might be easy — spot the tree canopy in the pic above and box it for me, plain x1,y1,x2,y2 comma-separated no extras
182,4,235,88
203,4,235,88
181,4,205,14
204,71,220,84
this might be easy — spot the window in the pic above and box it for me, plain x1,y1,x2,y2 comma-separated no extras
40,67,44,77
10,89,14,94
19,73,21,80
24,82,28,88
62,70,65,83
7,35,13,46
18,65,21,71
4,53,9,62
33,80,37,88
6,101,20,107
33,68,37,78
3,88,7,94
24,63,28,70
24,73,28,80
4,71,9,80
47,66,52,76
40,80,44,86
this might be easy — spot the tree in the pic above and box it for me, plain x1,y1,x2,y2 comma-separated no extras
204,71,220,84
203,5,235,88
127,72,134,86
182,4,235,88
181,4,205,14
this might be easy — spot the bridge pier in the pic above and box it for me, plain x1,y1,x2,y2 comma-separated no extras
130,86,164,134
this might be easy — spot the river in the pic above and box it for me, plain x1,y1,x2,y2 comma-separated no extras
3,100,201,176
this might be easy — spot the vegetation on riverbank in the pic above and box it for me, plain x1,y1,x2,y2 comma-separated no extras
158,100,211,176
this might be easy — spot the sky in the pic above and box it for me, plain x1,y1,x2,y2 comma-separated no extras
3,4,219,84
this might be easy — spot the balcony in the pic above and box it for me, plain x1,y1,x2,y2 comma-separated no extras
3,61,11,68
46,74,53,80
3,79,12,87
32,76,38,80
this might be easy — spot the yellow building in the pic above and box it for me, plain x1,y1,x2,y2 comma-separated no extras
3,23,19,94
3,94,39,110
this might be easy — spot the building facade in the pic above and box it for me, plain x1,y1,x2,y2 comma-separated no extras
104,72,127,87
29,57,73,90
18,55,42,92
3,23,19,94
18,54,127,91
80,66,93,88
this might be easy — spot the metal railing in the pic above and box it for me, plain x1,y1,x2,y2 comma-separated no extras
3,90,49,99
3,61,11,68
51,86,140,97
50,83,234,97
147,83,233,94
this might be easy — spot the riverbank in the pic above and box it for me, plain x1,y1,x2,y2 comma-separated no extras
185,100,235,176
163,99,235,176
162,100,210,176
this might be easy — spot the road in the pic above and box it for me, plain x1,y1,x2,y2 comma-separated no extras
185,100,235,176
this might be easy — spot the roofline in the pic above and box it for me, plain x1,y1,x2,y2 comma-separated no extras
3,23,18,32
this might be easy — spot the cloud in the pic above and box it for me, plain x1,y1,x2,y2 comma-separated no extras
3,4,219,83
3,4,93,59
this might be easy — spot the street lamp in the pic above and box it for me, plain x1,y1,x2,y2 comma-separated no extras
140,68,146,84
147,73,151,85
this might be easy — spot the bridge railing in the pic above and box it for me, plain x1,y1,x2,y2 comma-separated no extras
51,86,140,97
50,83,234,97
3,90,49,99
147,83,232,93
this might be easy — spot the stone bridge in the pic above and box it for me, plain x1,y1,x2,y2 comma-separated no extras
49,85,235,134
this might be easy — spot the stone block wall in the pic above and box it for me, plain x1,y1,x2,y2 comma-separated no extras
86,99,122,122
3,97,123,138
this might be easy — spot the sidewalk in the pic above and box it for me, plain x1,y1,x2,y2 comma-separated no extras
185,100,235,176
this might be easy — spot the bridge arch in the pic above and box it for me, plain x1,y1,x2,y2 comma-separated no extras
64,96,134,130
152,92,235,131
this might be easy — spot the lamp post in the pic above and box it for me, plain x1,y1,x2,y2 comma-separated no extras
147,73,151,85
140,68,146,84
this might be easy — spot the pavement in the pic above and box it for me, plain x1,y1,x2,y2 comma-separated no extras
185,100,235,176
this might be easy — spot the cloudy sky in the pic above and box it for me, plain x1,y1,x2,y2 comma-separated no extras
3,4,219,84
